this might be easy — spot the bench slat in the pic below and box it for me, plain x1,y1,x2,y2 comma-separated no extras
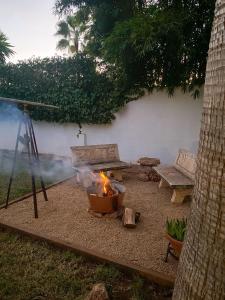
175,149,196,181
74,161,129,172
153,166,194,188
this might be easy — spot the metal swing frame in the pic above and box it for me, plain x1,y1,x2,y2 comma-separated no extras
0,97,58,218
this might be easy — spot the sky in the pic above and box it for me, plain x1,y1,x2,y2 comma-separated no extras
0,0,60,62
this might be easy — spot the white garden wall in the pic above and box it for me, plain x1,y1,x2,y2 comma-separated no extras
0,90,203,164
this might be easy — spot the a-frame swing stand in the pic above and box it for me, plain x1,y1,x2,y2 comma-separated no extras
5,107,48,218
0,96,58,218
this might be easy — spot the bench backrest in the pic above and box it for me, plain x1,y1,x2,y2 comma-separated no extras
174,149,196,181
71,144,120,165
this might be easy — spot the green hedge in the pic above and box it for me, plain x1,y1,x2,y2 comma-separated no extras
0,55,128,124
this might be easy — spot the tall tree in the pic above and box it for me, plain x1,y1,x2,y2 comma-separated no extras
0,31,14,63
55,15,79,54
54,0,215,96
173,0,225,299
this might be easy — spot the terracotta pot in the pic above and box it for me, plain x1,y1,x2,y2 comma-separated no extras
88,192,124,213
165,233,183,256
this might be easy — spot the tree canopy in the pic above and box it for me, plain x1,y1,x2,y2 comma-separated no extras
55,0,216,96
0,1,216,125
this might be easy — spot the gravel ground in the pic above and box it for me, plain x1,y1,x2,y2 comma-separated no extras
0,173,190,278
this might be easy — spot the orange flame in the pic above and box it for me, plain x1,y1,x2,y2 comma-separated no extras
99,171,109,194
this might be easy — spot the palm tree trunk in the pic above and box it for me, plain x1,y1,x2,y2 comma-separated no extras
173,0,225,299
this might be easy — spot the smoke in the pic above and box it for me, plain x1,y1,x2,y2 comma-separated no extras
0,103,23,175
0,103,24,154
0,102,23,122
0,102,124,194
38,157,73,181
0,149,73,181
0,102,73,182
75,165,96,188
76,164,126,195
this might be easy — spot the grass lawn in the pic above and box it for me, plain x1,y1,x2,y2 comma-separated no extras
0,155,72,205
0,170,54,205
0,230,172,300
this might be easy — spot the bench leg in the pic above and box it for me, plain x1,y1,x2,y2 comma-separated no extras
111,170,123,182
171,188,192,204
159,178,169,188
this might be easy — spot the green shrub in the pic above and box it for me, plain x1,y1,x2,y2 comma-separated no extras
166,218,187,242
0,55,128,124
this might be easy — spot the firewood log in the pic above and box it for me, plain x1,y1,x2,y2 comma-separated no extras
135,212,141,223
123,208,136,228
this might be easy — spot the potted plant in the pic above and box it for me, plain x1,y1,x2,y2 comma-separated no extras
165,218,187,257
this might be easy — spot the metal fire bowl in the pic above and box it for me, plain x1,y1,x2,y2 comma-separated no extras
87,191,125,213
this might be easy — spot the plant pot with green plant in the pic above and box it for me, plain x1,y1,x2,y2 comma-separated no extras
165,218,187,262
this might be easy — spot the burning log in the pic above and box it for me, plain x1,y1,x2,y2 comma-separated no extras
86,171,126,214
86,170,140,227
111,181,126,193
123,208,136,228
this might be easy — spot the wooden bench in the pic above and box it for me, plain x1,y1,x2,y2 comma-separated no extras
153,149,196,203
70,144,130,181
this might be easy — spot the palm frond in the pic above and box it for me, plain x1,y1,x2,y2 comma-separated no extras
67,15,77,30
0,31,15,63
56,38,70,50
55,21,70,38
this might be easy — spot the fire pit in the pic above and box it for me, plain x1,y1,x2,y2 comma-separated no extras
88,193,124,213
87,172,125,214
